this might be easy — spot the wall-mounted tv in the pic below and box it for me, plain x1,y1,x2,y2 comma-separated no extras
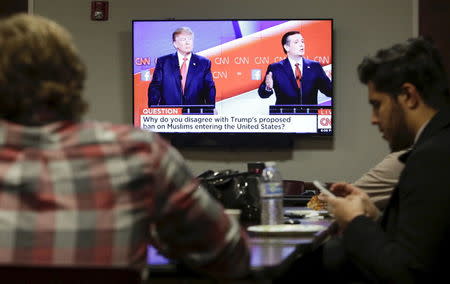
132,19,333,147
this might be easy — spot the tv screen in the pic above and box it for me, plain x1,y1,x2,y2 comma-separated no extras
132,19,333,146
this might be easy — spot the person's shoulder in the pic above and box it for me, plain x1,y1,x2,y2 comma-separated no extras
272,60,284,66
303,57,322,66
371,149,408,174
416,110,450,150
157,53,176,61
385,149,409,160
268,59,287,70
78,120,161,144
192,53,211,63
407,127,450,169
422,126,450,152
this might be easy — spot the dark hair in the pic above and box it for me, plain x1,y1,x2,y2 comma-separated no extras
358,37,450,110
281,31,300,54
0,13,87,125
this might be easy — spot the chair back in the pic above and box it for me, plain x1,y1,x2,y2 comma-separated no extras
0,265,142,284
283,180,322,206
283,180,306,195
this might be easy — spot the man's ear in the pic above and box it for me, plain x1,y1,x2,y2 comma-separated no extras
398,82,421,109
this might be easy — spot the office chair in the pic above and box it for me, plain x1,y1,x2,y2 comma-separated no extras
0,264,142,284
283,180,322,206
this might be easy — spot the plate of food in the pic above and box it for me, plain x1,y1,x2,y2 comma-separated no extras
306,194,328,211
284,209,329,219
247,224,327,236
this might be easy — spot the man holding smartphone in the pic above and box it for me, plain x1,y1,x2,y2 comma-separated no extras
277,37,450,283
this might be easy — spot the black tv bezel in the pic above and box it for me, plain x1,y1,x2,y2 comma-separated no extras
132,18,334,148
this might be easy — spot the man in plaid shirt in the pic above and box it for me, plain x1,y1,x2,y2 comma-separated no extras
0,14,249,279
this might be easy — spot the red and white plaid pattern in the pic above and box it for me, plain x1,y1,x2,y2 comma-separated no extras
0,120,249,277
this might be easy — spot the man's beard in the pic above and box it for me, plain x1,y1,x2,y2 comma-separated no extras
387,105,415,152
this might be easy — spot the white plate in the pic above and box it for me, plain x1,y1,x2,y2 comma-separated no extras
247,224,327,236
285,209,328,217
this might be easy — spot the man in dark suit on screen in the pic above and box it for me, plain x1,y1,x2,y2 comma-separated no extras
147,27,216,107
258,31,332,105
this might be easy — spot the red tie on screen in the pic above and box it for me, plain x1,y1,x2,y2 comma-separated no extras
180,57,188,93
295,63,302,89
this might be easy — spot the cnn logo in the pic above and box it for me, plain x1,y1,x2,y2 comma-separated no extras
318,115,332,129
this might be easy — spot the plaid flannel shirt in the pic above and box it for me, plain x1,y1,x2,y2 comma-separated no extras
0,120,249,278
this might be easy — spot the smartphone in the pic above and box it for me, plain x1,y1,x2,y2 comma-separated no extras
313,180,335,197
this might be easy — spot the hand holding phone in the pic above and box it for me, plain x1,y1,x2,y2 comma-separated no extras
313,180,335,197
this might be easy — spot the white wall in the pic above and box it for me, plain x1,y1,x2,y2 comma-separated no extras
33,0,414,182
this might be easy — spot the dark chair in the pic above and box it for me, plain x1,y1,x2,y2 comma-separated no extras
0,265,142,284
283,180,321,206
283,179,306,195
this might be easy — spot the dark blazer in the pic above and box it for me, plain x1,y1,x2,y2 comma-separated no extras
341,109,450,283
148,53,216,106
258,58,332,105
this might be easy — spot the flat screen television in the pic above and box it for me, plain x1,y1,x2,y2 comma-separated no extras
132,19,333,147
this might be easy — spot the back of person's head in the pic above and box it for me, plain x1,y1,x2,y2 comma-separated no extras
0,13,87,125
358,37,450,110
